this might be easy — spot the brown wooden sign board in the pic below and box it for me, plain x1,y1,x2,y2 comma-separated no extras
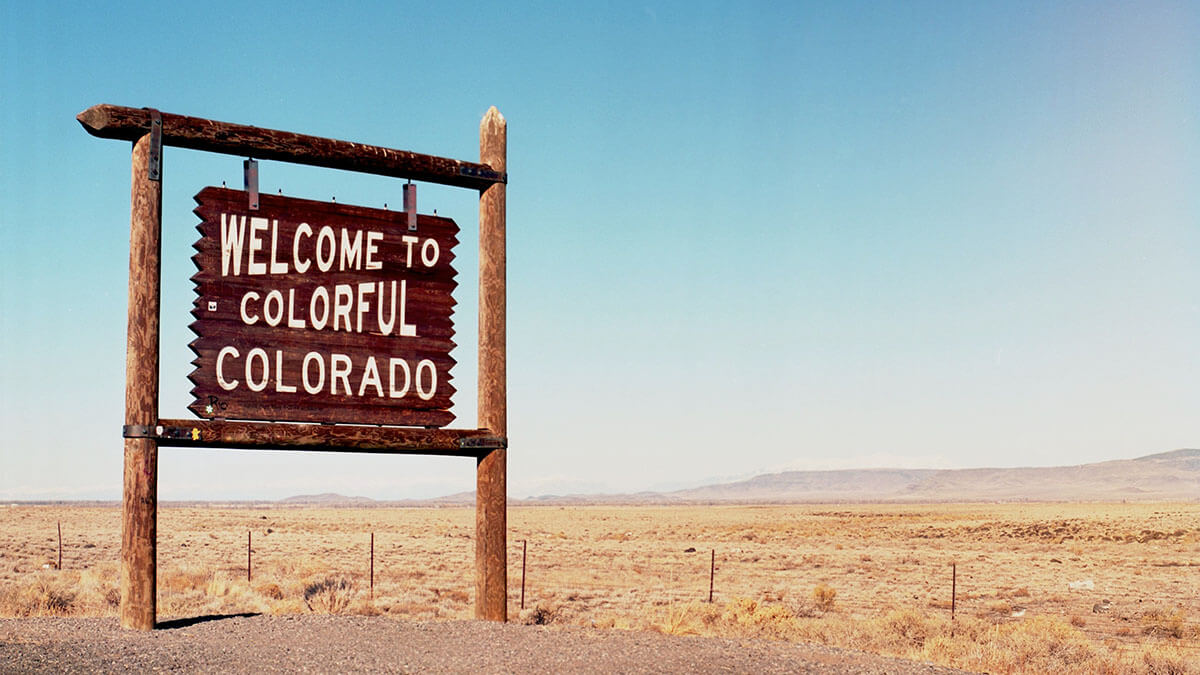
189,187,458,427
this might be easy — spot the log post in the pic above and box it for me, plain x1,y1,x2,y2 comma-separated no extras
120,131,162,630
475,107,507,622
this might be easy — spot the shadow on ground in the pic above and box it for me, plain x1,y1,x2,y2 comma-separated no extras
156,613,260,630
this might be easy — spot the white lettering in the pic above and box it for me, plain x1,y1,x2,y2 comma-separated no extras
421,238,439,267
416,359,437,400
301,352,324,394
377,281,396,335
220,214,247,276
388,358,411,398
399,280,416,337
402,235,419,267
330,353,352,394
339,229,363,271
333,284,353,331
263,290,284,327
365,231,383,270
274,350,297,393
316,226,336,272
213,350,440,402
245,348,269,392
240,291,260,325
269,220,288,274
247,217,269,275
216,346,240,390
293,223,312,274
355,282,375,333
286,289,305,328
358,356,383,397
309,287,330,330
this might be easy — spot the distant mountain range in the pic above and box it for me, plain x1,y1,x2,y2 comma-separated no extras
659,449,1200,503
280,449,1200,505
278,492,377,505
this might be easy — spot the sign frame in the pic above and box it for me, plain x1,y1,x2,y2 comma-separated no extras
79,104,509,629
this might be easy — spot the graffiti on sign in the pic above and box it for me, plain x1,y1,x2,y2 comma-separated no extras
188,187,458,426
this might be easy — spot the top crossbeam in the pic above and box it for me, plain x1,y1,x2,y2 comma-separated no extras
77,104,506,190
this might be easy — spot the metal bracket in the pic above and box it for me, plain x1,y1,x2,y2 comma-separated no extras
244,159,259,210
123,424,201,441
403,181,417,231
459,164,507,185
457,435,507,450
146,109,162,181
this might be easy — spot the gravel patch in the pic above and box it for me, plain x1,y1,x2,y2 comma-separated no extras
0,615,973,674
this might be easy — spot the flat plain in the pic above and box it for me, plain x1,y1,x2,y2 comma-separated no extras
2,502,1197,673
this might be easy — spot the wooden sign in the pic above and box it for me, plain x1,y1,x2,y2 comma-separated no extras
83,104,506,629
188,187,458,426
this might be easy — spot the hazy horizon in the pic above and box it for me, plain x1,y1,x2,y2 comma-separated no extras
5,445,1195,503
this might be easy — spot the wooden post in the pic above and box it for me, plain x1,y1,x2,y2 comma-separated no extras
247,531,252,582
520,539,527,610
708,549,715,603
57,522,62,570
475,107,507,622
120,131,162,630
370,532,375,598
951,562,957,636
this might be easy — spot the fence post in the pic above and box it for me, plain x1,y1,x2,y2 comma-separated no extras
708,549,715,603
57,522,63,570
247,531,252,582
370,532,375,598
951,562,957,636
520,539,527,610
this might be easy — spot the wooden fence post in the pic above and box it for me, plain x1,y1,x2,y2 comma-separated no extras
951,562,957,636
709,549,715,603
120,128,162,630
475,106,507,622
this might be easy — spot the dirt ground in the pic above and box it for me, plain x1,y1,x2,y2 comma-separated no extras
2,502,1197,669
0,615,970,674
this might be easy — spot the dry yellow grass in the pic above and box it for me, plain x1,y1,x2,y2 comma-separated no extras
1,502,1197,673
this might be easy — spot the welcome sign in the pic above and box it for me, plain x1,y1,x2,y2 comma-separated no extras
188,187,458,426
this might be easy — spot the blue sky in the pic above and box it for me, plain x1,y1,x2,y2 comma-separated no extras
2,1,1197,500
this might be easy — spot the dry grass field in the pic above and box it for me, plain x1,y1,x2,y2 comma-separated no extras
2,502,1197,673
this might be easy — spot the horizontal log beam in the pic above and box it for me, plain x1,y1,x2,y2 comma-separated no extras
78,104,506,190
147,419,505,456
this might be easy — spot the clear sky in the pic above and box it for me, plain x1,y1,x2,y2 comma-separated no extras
2,1,1197,500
